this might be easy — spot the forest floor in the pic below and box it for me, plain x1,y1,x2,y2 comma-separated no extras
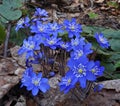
0,0,120,106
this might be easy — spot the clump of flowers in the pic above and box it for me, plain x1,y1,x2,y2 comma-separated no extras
16,8,110,96
21,67,50,96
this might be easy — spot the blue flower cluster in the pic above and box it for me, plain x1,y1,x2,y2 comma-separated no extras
60,40,104,93
16,8,110,95
21,67,50,96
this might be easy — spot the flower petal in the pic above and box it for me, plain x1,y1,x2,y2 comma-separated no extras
32,87,39,96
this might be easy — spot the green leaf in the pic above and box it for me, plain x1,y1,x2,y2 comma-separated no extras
82,25,92,34
9,27,27,45
82,25,106,34
102,62,116,73
88,12,99,19
115,61,120,68
113,74,120,79
0,24,6,44
109,53,120,61
107,1,119,8
0,0,23,23
102,29,120,39
109,39,120,52
102,62,116,79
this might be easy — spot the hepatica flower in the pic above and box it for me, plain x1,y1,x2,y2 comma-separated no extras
34,8,48,17
67,57,89,88
95,33,110,48
44,35,61,49
87,61,104,81
58,41,71,51
59,71,77,93
94,84,104,92
63,18,82,38
71,43,93,60
18,36,40,59
21,67,50,96
17,7,106,96
33,8,48,21
71,37,85,48
47,22,63,36
30,21,49,36
15,16,30,31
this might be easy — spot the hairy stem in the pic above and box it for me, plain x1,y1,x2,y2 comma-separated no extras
4,23,11,57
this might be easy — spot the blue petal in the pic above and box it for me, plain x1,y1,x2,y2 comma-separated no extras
32,87,39,96
37,73,42,78
79,77,86,88
94,84,104,92
41,78,48,83
60,85,66,91
72,77,78,85
95,61,100,66
66,70,73,77
87,61,94,70
27,84,34,91
18,48,25,55
39,83,49,93
86,71,96,81
64,87,71,94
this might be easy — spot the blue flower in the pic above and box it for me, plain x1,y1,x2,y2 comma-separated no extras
67,57,89,88
63,18,82,38
94,33,110,48
86,61,104,81
44,35,61,49
34,8,48,17
70,43,93,60
94,84,104,92
15,16,30,31
33,34,43,44
58,41,71,51
26,52,45,67
32,8,48,22
70,37,85,49
21,67,50,96
47,22,63,37
30,21,49,36
18,36,40,59
59,71,77,93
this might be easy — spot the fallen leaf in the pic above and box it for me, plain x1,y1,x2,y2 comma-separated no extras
94,0,104,3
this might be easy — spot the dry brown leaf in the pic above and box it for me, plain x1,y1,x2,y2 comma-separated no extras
94,0,104,3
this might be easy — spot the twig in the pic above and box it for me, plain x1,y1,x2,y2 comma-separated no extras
4,23,11,57
90,0,94,8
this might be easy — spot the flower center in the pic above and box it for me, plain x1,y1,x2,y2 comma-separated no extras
91,69,96,73
17,18,24,25
29,44,35,49
99,36,105,43
61,44,66,48
74,50,83,59
68,79,71,83
49,40,54,45
78,51,83,57
39,27,44,32
66,78,71,86
73,42,78,46
52,26,56,31
78,69,83,73
24,42,29,48
34,80,39,85
32,79,39,86
70,25,75,30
